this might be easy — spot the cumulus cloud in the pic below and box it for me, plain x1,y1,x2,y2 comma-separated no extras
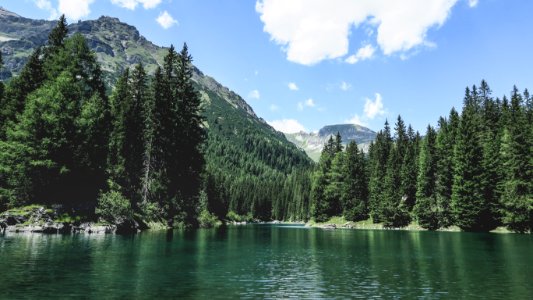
345,114,368,127
297,98,315,111
268,119,306,133
288,82,299,91
256,0,466,65
111,0,162,10
34,0,58,20
340,81,351,91
364,93,385,119
58,0,94,21
157,11,178,29
248,89,261,100
345,44,375,64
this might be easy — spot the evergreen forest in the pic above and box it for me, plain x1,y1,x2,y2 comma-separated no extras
311,81,533,233
1,17,531,233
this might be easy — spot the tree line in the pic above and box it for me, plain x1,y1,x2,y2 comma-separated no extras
311,80,533,233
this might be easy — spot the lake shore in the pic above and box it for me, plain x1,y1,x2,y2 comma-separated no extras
305,216,513,234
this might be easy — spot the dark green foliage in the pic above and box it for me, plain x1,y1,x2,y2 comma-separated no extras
452,87,498,231
200,73,312,222
435,111,458,228
400,125,419,211
310,133,346,222
96,184,133,224
342,141,368,221
500,87,533,232
414,125,440,230
47,15,68,49
381,116,411,228
0,48,46,139
368,121,392,223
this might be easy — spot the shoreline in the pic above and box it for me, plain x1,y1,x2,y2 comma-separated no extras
305,217,514,234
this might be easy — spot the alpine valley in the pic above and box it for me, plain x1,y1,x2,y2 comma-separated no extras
0,8,317,229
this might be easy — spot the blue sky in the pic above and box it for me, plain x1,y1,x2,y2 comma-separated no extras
2,0,533,133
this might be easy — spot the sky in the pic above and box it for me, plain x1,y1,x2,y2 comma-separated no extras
2,0,533,134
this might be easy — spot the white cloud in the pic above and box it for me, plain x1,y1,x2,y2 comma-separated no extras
340,81,351,91
58,0,94,21
248,89,261,100
288,82,299,91
268,119,306,133
111,0,162,10
297,98,315,111
157,11,178,29
345,44,375,64
269,104,279,112
34,0,58,20
345,114,368,127
364,93,385,119
468,0,479,8
256,0,462,65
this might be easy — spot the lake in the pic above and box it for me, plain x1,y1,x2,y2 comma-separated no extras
1,224,532,299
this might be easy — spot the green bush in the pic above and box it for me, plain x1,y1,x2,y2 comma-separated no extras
198,209,219,228
226,210,253,223
95,190,133,224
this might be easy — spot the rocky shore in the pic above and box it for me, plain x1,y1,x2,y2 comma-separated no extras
0,206,140,234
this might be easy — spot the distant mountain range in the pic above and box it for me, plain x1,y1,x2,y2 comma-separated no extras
285,124,377,161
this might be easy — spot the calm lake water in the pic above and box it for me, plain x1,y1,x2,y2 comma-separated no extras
1,224,532,299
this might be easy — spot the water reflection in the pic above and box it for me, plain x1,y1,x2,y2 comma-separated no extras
1,226,532,299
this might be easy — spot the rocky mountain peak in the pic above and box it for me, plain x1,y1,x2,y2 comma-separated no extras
0,7,20,18
285,124,377,161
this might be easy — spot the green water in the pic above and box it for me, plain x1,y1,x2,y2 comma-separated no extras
1,225,532,299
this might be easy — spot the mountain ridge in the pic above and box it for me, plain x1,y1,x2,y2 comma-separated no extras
285,123,377,161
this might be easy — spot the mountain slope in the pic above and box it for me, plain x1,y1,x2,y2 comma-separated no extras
285,124,377,161
0,9,312,220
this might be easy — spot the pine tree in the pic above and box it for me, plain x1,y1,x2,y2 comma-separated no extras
342,141,368,221
452,87,497,231
311,136,336,222
479,81,503,225
324,151,344,216
401,125,418,211
174,43,206,226
108,69,130,188
48,15,68,49
500,87,533,232
414,125,439,230
381,116,411,228
1,48,46,138
435,112,456,228
0,52,4,124
368,120,392,223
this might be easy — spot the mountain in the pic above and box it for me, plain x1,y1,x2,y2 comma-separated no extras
285,124,377,161
0,9,312,220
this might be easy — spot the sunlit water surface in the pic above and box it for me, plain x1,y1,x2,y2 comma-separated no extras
1,224,532,299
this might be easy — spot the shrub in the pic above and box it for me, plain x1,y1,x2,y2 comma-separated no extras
95,189,132,224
